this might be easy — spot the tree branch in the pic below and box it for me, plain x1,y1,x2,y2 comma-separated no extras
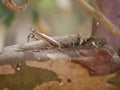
0,34,120,76
91,0,100,12
0,34,83,63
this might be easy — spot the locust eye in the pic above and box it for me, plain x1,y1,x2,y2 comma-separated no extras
2,0,29,12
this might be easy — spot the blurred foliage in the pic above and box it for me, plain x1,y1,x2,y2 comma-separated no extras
31,0,58,34
84,0,90,2
31,0,58,23
32,9,40,23
0,0,15,27
0,0,58,27
31,0,58,14
0,0,90,35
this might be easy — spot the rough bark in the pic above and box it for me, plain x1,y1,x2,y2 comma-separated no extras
0,35,120,76
0,35,120,89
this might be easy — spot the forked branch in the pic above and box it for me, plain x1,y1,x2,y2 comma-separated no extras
91,0,100,12
76,0,120,39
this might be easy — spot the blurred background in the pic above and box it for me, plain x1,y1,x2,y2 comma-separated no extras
0,0,92,50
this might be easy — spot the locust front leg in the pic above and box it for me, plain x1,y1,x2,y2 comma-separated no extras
29,27,60,48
